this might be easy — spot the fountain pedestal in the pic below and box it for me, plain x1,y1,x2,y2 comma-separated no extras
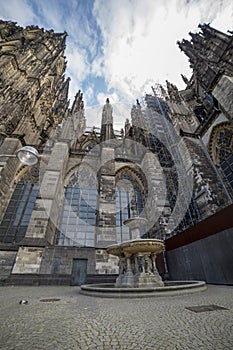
107,217,165,288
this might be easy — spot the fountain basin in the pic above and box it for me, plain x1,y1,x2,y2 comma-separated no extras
80,281,207,298
121,239,164,255
107,239,164,256
123,216,147,230
106,238,165,288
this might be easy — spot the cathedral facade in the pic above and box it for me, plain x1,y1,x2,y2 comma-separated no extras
0,21,232,285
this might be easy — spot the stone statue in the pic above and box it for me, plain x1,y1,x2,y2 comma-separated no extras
131,194,138,217
102,98,113,125
118,257,126,275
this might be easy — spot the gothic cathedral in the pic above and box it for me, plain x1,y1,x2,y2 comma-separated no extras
0,21,232,285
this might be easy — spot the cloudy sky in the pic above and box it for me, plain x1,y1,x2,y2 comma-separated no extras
0,0,232,127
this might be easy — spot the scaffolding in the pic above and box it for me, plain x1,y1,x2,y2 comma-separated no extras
142,84,200,238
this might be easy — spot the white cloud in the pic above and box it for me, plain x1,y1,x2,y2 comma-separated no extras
65,44,90,101
66,44,89,76
0,0,36,25
112,102,132,130
84,86,94,104
93,0,233,103
97,92,119,105
0,0,232,125
85,104,103,128
91,55,104,77
35,0,65,31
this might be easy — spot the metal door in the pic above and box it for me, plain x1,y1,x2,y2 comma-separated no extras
71,259,87,286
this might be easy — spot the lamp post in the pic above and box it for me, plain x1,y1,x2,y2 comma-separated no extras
0,146,39,165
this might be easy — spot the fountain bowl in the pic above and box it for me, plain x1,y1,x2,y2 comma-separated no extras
107,238,164,256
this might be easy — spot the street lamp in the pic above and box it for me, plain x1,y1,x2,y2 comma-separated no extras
16,146,39,165
0,146,39,166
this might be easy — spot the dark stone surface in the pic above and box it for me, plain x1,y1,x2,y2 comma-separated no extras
3,273,118,286
0,251,17,282
185,304,229,313
40,246,96,275
3,273,71,286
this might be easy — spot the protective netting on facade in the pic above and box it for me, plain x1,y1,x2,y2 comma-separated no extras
142,84,201,239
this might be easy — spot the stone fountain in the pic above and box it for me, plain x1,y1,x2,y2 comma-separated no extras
107,216,164,288
80,208,207,297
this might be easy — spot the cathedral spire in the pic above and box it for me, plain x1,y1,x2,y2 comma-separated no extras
177,23,233,90
131,99,144,129
166,80,181,103
177,39,197,63
181,74,189,85
71,89,85,135
198,23,230,41
71,90,84,114
100,98,115,141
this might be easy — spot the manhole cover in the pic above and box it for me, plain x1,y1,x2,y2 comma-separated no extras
40,298,61,302
186,304,229,313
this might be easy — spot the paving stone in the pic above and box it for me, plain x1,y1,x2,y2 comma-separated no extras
0,285,232,349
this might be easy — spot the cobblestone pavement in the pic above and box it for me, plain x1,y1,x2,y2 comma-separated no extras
0,285,233,350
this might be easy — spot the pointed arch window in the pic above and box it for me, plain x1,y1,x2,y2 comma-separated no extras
209,124,233,191
217,129,233,189
0,181,39,243
57,166,97,247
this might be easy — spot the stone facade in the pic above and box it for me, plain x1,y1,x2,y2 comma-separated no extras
39,246,96,275
164,23,233,227
0,21,232,284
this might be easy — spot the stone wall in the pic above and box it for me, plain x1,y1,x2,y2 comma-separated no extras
39,246,96,275
20,142,69,249
95,249,119,274
213,75,233,121
0,251,17,281
12,247,43,274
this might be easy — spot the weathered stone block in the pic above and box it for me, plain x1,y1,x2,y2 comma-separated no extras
12,247,44,274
